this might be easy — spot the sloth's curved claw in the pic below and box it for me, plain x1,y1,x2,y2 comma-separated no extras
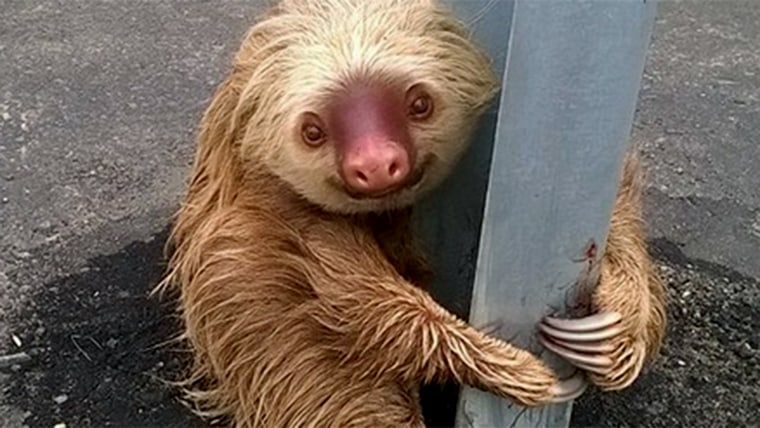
539,311,624,375
548,370,588,403
542,312,622,335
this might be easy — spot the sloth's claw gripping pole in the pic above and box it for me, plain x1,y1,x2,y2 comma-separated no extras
538,312,625,375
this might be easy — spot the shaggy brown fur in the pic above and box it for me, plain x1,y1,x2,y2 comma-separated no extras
587,151,667,390
157,1,666,426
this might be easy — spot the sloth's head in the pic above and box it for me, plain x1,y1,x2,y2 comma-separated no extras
237,0,498,213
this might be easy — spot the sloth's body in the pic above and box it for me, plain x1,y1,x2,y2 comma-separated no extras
160,1,666,427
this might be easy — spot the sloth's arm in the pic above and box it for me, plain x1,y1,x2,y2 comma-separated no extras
539,152,666,390
301,218,585,406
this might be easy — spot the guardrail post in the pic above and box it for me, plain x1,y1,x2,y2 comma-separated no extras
417,1,658,426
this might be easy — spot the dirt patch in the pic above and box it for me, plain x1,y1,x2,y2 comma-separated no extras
2,232,758,427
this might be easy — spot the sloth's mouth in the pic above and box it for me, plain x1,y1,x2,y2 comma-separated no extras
330,154,434,201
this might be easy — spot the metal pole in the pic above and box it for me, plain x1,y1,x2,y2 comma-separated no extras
415,0,515,321
419,0,658,427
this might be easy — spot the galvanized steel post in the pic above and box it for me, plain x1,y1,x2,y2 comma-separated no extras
418,0,657,426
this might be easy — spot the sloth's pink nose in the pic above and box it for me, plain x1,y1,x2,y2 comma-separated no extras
341,137,410,195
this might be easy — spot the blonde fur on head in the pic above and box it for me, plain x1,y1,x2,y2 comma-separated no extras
233,0,498,214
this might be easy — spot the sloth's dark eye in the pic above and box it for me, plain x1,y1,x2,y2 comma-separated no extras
407,85,434,121
301,113,327,147
302,124,325,145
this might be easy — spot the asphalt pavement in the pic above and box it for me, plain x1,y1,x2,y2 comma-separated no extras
1,1,758,427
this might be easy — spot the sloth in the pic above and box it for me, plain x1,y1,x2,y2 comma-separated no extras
158,0,666,426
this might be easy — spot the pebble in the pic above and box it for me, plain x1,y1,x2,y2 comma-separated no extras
736,343,754,359
14,251,31,259
53,394,68,405
646,401,666,415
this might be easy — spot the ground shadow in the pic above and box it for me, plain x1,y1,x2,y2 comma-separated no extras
4,232,758,427
1,226,462,427
4,228,204,428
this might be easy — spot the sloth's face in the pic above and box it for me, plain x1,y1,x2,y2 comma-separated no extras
242,0,498,213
